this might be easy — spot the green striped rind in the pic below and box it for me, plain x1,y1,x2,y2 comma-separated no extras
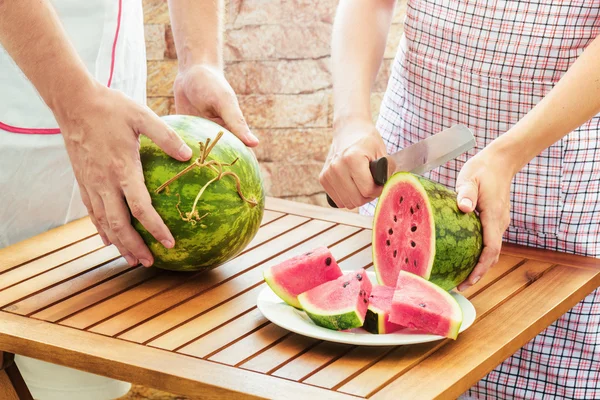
133,115,265,271
363,307,384,334
414,175,483,290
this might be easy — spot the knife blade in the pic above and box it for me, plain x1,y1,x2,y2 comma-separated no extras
327,124,476,208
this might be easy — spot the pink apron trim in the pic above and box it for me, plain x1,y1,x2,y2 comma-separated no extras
0,0,123,135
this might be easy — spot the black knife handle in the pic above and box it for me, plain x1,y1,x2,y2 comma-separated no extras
326,157,388,208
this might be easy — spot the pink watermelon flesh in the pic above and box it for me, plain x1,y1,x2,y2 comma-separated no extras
298,269,373,330
390,271,462,339
364,285,405,334
264,246,343,309
373,180,434,287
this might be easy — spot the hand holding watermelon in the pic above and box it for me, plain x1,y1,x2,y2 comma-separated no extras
455,147,514,292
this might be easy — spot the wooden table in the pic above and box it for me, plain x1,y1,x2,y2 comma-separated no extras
1,198,599,400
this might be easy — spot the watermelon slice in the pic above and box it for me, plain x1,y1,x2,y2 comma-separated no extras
363,285,405,334
390,271,463,339
264,247,343,309
373,172,483,291
298,269,373,331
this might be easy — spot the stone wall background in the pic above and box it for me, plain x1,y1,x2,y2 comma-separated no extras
143,0,406,207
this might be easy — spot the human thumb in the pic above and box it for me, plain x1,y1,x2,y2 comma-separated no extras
220,97,258,147
456,177,478,213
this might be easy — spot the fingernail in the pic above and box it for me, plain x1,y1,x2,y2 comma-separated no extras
140,258,153,267
178,143,193,159
472,276,481,285
460,198,473,209
161,239,174,249
245,131,259,146
124,255,137,266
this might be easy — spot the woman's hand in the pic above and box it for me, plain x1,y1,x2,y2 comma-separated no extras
174,64,258,147
56,83,193,267
319,117,388,209
455,147,515,291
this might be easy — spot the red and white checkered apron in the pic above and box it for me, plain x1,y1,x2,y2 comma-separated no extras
362,1,600,398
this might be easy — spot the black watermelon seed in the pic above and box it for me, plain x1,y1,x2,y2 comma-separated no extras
388,228,393,235
343,282,350,288
414,260,417,266
410,206,414,214
305,252,312,256
370,294,374,298
416,203,420,210
411,225,417,232
356,274,363,281
419,303,426,308
386,239,391,246
411,241,416,247
325,257,332,266
393,215,397,222
393,250,397,258
405,257,409,263
400,196,404,204
363,298,368,304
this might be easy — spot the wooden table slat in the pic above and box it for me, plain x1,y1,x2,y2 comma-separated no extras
259,210,285,225
370,264,600,400
59,271,190,329
271,340,353,381
145,225,367,350
0,246,121,309
177,308,269,358
209,323,291,366
0,218,97,274
0,235,106,290
5,258,133,316
337,260,556,397
30,266,159,322
239,333,319,374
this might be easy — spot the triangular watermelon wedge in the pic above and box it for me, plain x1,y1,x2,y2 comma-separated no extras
263,247,343,309
298,269,372,331
390,271,463,339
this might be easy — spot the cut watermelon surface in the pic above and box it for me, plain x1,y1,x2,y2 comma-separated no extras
390,271,463,339
363,285,405,334
264,246,343,309
373,173,483,291
298,269,373,331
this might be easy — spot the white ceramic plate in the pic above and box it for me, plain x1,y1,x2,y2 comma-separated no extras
257,270,476,346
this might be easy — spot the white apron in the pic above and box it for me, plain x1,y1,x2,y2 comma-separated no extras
0,0,146,398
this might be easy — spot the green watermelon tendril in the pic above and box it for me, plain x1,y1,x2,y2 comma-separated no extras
154,131,258,225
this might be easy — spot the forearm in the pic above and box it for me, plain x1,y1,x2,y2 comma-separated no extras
492,35,600,174
331,0,396,130
167,0,223,71
0,0,95,117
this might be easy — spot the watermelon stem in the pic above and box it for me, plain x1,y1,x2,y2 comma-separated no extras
155,132,258,224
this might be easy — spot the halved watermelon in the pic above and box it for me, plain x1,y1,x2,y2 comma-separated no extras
373,172,483,291
263,247,343,309
390,271,463,339
298,269,372,331
363,285,405,334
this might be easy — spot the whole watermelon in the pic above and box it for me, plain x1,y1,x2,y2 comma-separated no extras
133,115,265,271
373,172,483,291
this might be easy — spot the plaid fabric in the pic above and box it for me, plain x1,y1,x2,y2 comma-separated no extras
362,1,600,398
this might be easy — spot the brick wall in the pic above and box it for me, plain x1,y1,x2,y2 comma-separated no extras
143,0,406,207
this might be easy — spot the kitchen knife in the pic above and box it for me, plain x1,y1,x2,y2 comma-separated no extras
326,124,476,208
